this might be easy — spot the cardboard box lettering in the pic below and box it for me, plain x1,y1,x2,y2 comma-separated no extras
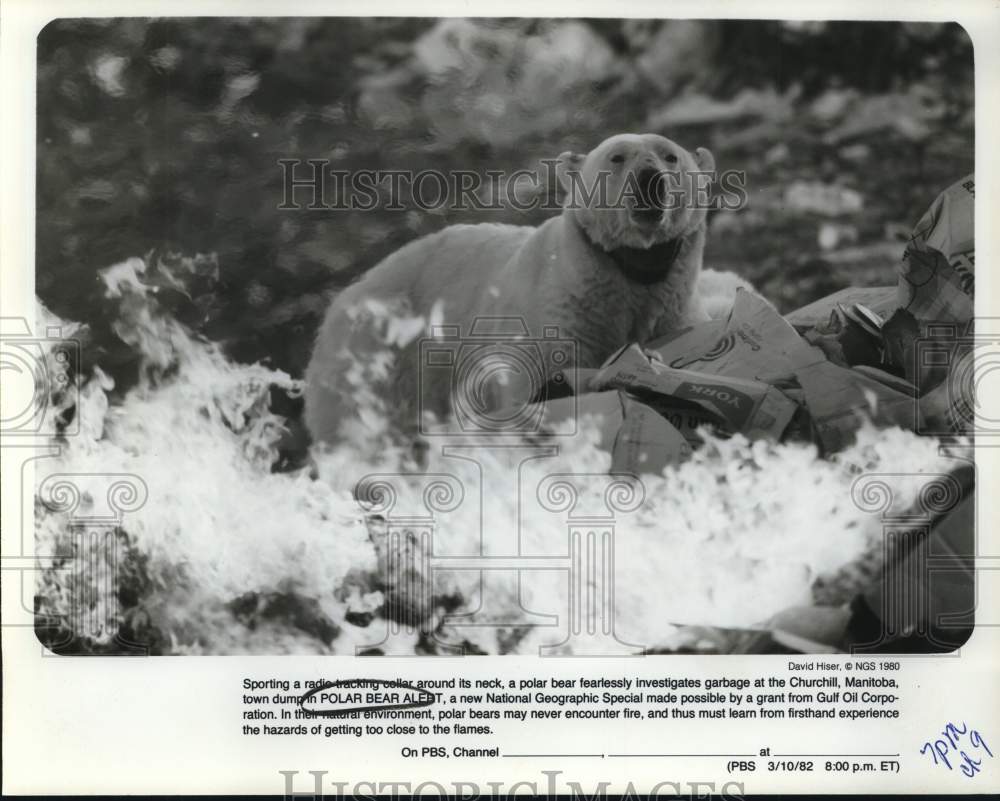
593,342,797,440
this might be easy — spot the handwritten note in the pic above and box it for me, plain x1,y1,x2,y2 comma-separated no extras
921,722,993,778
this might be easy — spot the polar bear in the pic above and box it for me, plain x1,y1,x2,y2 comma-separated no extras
696,267,758,320
305,133,724,447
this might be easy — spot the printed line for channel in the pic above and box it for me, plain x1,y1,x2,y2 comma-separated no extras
772,753,901,758
502,754,605,758
607,753,757,758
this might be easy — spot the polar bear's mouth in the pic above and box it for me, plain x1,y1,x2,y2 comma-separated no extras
630,167,669,226
606,237,684,285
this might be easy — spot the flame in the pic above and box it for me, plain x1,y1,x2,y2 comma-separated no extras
33,257,962,654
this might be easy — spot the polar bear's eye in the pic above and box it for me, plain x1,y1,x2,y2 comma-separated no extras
610,153,626,164
664,153,678,163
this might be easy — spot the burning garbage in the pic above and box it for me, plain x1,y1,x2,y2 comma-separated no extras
30,174,975,656
520,174,977,652
535,173,975,474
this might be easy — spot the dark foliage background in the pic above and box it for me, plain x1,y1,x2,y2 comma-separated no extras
37,18,973,387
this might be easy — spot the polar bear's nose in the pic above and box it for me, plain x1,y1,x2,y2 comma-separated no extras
636,166,668,211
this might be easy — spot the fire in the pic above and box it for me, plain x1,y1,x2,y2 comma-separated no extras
33,257,962,654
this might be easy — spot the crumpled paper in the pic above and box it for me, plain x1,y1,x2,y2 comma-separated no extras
898,174,974,324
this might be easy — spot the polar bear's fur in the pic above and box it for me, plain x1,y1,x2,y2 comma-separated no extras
305,133,725,446
697,268,758,320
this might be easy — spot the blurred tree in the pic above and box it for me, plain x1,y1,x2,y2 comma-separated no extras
36,18,973,387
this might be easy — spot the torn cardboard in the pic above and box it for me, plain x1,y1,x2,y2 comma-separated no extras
645,289,922,451
653,289,819,386
793,357,919,451
897,174,974,324
645,318,727,364
785,285,898,331
639,397,722,447
851,365,918,396
538,390,691,474
593,343,798,440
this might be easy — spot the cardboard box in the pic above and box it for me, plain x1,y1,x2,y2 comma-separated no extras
637,397,723,446
654,289,821,386
784,286,899,331
793,358,918,451
897,174,974,325
593,342,798,441
537,390,692,474
643,289,923,451
645,318,727,366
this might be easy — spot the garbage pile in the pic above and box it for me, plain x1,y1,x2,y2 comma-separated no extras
534,174,975,653
31,176,975,656
541,174,976,473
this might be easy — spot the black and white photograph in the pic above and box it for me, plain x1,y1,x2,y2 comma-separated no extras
23,16,979,659
5,4,1000,796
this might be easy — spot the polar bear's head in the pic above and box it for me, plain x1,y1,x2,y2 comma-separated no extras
555,133,716,252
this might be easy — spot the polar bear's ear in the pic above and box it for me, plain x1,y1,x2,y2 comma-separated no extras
694,147,716,179
554,150,585,193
